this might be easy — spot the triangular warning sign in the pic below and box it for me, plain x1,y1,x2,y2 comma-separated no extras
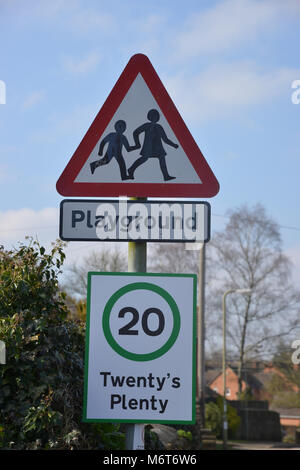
56,54,219,198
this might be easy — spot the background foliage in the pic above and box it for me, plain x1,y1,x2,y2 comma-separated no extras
0,239,124,449
205,397,240,439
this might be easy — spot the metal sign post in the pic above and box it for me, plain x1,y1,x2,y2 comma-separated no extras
126,197,147,450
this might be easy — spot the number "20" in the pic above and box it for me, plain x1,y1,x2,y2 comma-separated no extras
118,307,165,337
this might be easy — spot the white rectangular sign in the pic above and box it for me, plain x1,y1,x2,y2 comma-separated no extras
83,272,197,424
60,199,210,242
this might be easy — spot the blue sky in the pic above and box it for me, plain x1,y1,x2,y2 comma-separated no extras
0,0,300,281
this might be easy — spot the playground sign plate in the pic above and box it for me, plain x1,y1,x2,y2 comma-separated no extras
59,199,210,242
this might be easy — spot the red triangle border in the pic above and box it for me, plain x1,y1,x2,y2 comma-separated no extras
56,54,219,198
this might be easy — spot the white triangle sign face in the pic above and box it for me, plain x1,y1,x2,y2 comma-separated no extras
75,74,201,185
56,54,219,198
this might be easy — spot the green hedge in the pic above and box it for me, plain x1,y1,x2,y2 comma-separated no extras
205,397,240,439
0,240,124,450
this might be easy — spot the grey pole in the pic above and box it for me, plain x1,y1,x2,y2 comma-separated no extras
222,288,251,450
125,197,147,450
197,242,206,427
222,290,231,450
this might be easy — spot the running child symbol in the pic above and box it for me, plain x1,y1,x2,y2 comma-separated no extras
90,120,137,180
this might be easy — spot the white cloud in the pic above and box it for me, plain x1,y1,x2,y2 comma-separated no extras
65,7,116,35
165,62,300,123
29,0,116,36
0,206,128,284
135,14,166,34
22,90,46,110
0,207,59,245
62,51,101,75
127,13,167,56
174,0,300,59
30,103,97,145
0,167,9,183
32,0,70,20
0,147,19,182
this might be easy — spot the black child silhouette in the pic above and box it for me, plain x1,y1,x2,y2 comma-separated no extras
90,120,136,180
127,109,179,181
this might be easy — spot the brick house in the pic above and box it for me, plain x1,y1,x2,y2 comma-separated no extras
206,364,264,400
273,409,300,429
206,362,300,436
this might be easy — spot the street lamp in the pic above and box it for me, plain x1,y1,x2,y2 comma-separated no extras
222,288,251,450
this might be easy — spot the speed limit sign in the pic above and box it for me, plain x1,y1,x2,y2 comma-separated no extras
83,272,197,424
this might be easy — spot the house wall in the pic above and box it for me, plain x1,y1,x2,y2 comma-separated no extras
207,364,300,441
209,367,246,400
280,417,300,427
208,364,299,400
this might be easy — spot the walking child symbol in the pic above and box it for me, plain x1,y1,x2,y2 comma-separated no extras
90,109,179,181
128,109,178,181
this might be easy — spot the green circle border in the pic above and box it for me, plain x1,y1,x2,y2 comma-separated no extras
102,282,180,361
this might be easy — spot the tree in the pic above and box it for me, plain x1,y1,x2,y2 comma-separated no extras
205,397,240,439
148,242,200,274
0,239,124,449
62,245,127,299
264,342,300,408
209,204,300,397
